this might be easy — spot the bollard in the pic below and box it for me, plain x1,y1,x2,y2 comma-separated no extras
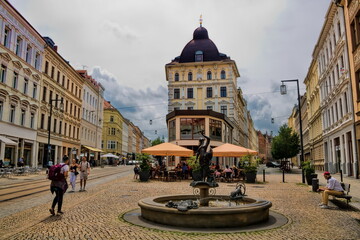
312,178,319,192
263,169,265,182
282,169,285,183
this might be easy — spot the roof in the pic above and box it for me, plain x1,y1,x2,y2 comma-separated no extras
175,26,230,63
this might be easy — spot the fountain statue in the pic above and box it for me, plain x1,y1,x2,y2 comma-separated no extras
196,131,213,182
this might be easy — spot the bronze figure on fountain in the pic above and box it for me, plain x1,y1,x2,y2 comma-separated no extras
196,130,214,182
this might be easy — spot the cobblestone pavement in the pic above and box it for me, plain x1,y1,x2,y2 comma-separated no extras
0,168,360,240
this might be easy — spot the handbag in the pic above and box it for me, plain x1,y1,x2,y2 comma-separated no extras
75,171,79,176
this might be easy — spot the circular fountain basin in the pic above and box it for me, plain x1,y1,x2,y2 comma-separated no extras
138,194,272,228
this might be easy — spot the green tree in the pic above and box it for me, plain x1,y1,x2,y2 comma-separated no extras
271,124,300,160
151,137,164,146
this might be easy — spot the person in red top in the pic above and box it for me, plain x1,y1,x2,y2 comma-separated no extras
49,158,69,215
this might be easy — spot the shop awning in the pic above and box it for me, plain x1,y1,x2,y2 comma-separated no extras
0,136,17,145
83,145,103,152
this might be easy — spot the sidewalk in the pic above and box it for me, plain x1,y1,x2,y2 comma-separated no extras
316,170,360,210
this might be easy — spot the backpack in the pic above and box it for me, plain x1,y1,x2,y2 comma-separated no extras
48,164,64,181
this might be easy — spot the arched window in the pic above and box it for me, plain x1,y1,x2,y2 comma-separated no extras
207,71,212,80
195,51,203,62
188,72,193,81
221,70,226,79
174,73,179,81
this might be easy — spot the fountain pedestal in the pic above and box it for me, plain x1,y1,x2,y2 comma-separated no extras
190,181,219,206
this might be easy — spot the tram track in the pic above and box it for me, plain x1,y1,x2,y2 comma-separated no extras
0,167,130,203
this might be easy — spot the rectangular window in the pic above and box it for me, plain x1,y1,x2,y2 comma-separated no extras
65,100,68,113
180,118,205,140
20,109,25,126
107,140,116,149
71,83,74,93
207,106,213,110
57,71,60,83
30,113,34,129
10,105,15,123
53,118,57,133
210,119,222,141
59,120,62,134
111,128,116,135
45,61,49,74
51,66,55,79
35,52,40,70
187,88,193,98
40,113,45,129
174,88,180,99
3,27,11,48
207,87,212,98
344,92,349,113
110,116,114,122
335,102,338,122
70,103,72,115
23,79,28,94
64,123,67,136
16,36,22,56
55,94,58,108
221,105,227,115
0,101,3,120
0,65,6,83
339,98,343,118
26,45,32,63
168,120,176,141
187,107,193,110
62,76,65,87
220,87,227,97
42,87,47,101
337,21,341,38
49,90,53,104
67,79,70,89
12,72,18,89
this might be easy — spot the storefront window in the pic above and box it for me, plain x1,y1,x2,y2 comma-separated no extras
180,118,205,140
210,119,222,141
168,120,176,141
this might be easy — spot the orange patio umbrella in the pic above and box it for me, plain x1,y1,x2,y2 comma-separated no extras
141,142,193,157
212,143,258,157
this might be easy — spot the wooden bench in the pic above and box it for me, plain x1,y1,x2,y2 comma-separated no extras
333,183,352,205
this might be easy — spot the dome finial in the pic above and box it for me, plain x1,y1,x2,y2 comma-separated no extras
199,14,203,27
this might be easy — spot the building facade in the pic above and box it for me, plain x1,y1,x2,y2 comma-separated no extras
0,0,44,167
77,70,104,163
317,3,356,176
165,21,255,167
37,38,83,166
343,0,360,178
304,59,324,171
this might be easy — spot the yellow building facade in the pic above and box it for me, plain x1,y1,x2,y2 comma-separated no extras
304,59,324,170
102,100,123,160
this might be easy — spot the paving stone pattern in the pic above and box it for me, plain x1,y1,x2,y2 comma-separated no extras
0,168,360,240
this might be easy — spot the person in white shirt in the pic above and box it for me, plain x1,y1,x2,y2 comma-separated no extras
318,171,344,209
79,157,90,192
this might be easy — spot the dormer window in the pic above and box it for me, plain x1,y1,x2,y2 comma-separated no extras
195,50,203,62
174,73,179,81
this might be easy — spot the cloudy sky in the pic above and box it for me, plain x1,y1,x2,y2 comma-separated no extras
9,0,330,141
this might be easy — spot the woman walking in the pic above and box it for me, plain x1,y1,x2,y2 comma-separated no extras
69,159,79,192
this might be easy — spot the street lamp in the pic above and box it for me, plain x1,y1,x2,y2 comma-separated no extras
46,98,64,167
280,79,305,184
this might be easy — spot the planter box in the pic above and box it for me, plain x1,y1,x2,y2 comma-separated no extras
245,172,256,183
139,171,150,182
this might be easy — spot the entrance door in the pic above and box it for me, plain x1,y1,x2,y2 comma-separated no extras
347,132,354,176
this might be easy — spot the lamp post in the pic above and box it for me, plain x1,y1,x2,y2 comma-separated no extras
46,98,64,168
280,79,305,183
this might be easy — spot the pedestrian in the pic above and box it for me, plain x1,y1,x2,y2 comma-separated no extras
49,158,69,216
134,164,140,179
69,159,79,192
318,171,344,209
18,156,24,167
79,157,90,192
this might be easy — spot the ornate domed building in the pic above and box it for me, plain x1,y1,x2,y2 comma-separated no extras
165,18,256,168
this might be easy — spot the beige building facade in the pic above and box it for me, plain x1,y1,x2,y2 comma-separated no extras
37,39,83,166
0,0,44,167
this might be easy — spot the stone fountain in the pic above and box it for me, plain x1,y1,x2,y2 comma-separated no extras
137,133,273,228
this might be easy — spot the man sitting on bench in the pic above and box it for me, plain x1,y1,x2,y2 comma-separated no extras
318,171,344,209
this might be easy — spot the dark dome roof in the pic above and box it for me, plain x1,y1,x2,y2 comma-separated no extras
179,26,224,63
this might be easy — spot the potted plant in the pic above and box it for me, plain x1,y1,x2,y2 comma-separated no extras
242,155,258,183
187,156,202,181
302,160,315,185
138,153,151,182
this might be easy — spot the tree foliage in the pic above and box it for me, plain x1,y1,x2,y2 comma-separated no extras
271,124,300,160
151,137,164,146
